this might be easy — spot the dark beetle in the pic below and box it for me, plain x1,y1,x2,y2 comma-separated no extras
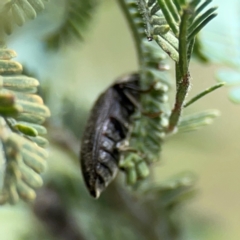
80,73,140,198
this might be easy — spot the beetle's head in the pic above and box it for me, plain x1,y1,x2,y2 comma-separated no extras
114,73,140,88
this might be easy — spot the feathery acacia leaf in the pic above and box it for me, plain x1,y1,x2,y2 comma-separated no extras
44,0,98,50
216,69,240,104
0,0,47,35
141,172,197,207
178,109,220,132
117,0,219,186
0,47,50,205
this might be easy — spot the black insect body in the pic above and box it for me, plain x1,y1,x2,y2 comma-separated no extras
80,73,140,198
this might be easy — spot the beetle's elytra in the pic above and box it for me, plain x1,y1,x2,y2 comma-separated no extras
80,73,140,198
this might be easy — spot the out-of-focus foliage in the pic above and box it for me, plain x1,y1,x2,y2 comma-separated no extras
0,0,47,35
30,145,196,240
0,47,50,205
199,0,240,103
217,69,240,103
44,0,99,49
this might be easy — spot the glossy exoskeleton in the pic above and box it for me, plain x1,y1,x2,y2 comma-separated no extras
80,73,140,198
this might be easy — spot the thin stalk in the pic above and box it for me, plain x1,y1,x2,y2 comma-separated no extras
117,0,143,62
184,82,225,107
168,72,190,133
168,9,191,132
179,9,190,77
175,62,181,87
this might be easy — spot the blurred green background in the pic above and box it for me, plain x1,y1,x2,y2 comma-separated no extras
1,0,240,239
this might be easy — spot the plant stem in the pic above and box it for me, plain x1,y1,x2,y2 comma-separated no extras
184,82,225,108
117,0,144,63
167,9,191,132
179,8,189,77
168,72,190,133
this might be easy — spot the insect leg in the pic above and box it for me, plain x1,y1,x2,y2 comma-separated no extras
103,117,127,142
123,90,162,118
117,145,139,154
141,111,162,118
121,81,157,93
109,116,129,138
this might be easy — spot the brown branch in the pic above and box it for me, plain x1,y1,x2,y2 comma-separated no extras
168,72,190,133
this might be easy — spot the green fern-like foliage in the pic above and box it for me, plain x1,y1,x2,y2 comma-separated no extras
195,1,240,104
0,47,50,204
117,0,171,184
118,0,221,185
0,0,47,35
44,0,98,49
144,0,218,132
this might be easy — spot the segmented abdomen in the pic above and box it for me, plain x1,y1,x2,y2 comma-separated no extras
92,115,129,198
